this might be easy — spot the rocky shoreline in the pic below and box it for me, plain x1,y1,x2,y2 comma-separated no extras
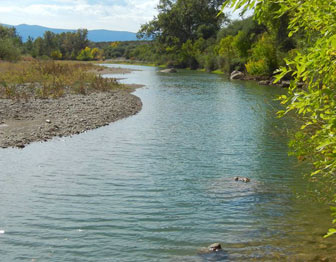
0,68,143,149
230,70,303,88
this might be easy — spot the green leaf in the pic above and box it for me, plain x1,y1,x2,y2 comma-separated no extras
324,228,336,238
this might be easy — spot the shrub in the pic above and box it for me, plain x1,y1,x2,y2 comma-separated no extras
246,33,278,76
50,50,63,60
0,38,21,62
77,47,94,61
245,59,269,76
0,61,121,100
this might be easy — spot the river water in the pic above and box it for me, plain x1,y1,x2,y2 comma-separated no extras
0,65,334,261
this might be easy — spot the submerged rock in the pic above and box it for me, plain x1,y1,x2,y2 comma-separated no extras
259,80,270,85
208,243,222,252
160,68,177,73
230,70,244,80
234,177,251,183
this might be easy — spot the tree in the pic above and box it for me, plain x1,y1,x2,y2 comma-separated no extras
0,25,22,61
138,0,227,47
218,35,236,73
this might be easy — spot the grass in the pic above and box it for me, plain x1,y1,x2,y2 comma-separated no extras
0,60,122,100
211,69,225,75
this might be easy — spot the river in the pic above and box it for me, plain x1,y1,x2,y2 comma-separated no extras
0,64,334,261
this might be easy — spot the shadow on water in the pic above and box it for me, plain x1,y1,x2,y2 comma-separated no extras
198,250,229,262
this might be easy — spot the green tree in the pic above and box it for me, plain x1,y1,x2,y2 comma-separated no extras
0,25,22,61
77,47,94,61
138,0,226,45
137,0,227,67
218,35,236,73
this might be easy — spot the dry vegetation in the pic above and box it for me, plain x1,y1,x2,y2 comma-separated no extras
0,60,121,100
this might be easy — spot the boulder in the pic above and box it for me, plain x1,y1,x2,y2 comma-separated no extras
208,243,222,252
234,177,251,183
160,68,177,73
230,70,244,80
258,80,270,86
280,80,291,88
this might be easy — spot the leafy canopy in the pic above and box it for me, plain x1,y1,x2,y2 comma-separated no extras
138,0,227,47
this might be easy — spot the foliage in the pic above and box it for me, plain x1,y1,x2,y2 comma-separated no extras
50,50,63,60
0,38,21,62
134,1,283,74
137,0,227,68
0,25,22,61
77,47,94,61
138,0,226,44
76,47,103,61
245,59,268,76
246,33,277,76
223,0,336,236
24,29,90,60
218,35,236,73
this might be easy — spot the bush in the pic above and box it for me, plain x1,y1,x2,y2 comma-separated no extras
204,54,217,72
0,38,21,62
77,47,94,61
50,50,63,60
246,33,278,76
245,59,269,76
0,61,121,100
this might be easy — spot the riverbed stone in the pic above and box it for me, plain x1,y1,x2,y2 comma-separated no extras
234,177,251,183
160,68,177,73
230,70,244,80
259,80,270,85
208,243,222,252
280,80,291,88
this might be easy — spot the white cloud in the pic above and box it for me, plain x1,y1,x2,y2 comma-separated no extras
0,0,159,32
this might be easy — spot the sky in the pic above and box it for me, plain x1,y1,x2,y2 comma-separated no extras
0,0,160,32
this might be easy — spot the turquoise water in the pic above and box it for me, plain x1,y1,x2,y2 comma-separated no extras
0,65,334,261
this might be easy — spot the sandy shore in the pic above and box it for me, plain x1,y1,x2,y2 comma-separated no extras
0,66,143,149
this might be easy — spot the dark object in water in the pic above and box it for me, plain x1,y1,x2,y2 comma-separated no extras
208,243,222,252
234,177,251,183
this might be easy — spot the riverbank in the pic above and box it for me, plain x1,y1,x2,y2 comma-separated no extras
104,59,293,88
0,63,143,149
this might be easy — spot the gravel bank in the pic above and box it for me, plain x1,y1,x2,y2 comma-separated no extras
0,81,142,149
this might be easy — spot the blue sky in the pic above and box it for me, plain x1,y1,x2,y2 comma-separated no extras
0,0,160,32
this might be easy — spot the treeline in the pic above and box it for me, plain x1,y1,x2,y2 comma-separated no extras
0,26,104,61
95,41,150,60
105,0,297,78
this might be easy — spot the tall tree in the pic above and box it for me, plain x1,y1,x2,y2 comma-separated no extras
138,0,227,47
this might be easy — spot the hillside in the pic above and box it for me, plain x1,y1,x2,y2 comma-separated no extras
2,24,137,42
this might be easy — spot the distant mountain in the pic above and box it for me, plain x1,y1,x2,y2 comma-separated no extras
2,24,138,42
